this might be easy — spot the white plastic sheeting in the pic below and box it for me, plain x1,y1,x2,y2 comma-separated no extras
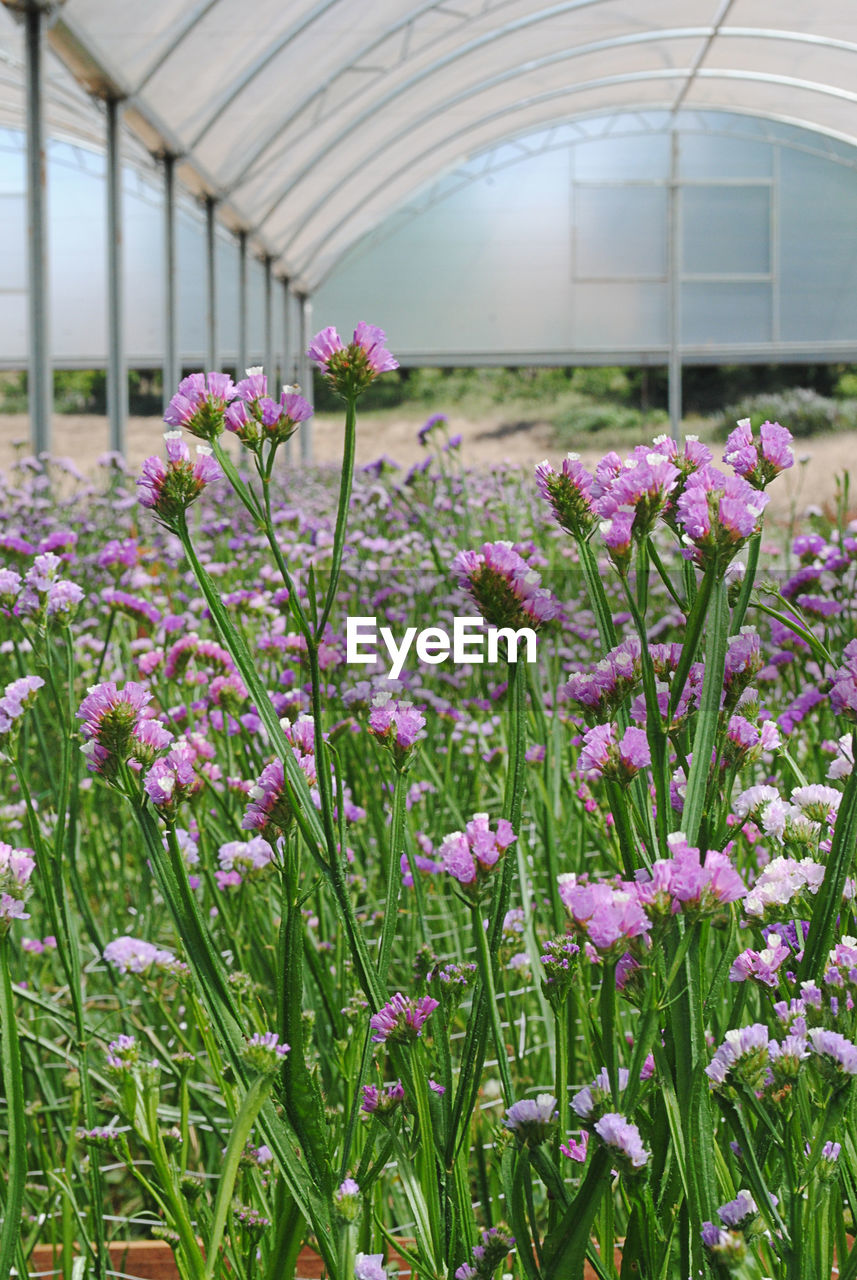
3,0,857,289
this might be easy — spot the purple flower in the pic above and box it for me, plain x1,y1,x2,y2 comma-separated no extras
103,936,177,976
439,814,516,896
242,1031,290,1074
137,434,222,526
830,640,857,721
577,722,650,785
360,1080,404,1116
354,1253,386,1280
77,681,172,780
675,465,768,570
308,322,398,398
809,1027,857,1076
0,674,44,738
724,418,794,487
706,1024,771,1089
503,1094,557,1145
591,445,679,532
217,837,275,884
164,371,236,440
453,540,560,631
593,1112,649,1169
559,875,650,955
535,454,597,537
143,742,198,812
106,1034,139,1071
368,693,426,765
369,992,439,1044
560,1131,589,1163
0,842,35,931
729,935,790,988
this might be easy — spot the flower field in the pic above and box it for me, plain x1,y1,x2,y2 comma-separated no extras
1,324,857,1280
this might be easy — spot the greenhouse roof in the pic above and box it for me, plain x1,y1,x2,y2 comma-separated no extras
2,0,857,289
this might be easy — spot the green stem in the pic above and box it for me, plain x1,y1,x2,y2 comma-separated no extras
316,393,358,639
206,1075,273,1279
0,935,26,1280
730,529,761,635
683,576,729,846
376,769,408,984
473,906,513,1105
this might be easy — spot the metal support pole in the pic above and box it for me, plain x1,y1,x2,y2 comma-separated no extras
23,2,50,452
205,195,217,371
281,276,294,463
105,96,127,454
668,127,682,443
163,154,178,407
263,255,274,383
237,230,248,377
297,292,312,465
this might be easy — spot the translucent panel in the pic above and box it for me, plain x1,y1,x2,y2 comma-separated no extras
778,147,857,343
571,281,668,348
574,132,671,181
574,185,668,279
678,130,773,179
0,193,26,290
681,281,772,344
215,229,239,365
682,185,770,275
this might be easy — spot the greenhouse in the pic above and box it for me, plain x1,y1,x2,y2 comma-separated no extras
1,3,857,1279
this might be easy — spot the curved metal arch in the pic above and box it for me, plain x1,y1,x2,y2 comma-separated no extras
268,27,857,265
184,0,352,149
244,20,857,241
221,0,615,196
290,65,857,286
134,0,223,92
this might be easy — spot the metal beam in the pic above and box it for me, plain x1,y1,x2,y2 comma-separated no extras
22,1,50,453
281,275,293,463
297,292,312,465
105,95,126,454
237,229,248,377
263,255,274,385
163,153,178,407
205,195,217,371
667,127,682,443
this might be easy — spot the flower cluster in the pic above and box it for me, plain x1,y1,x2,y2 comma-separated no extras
558,874,650,956
454,1226,516,1280
577,722,651,785
452,541,559,631
0,674,44,744
103,936,182,977
242,1032,290,1075
77,681,172,780
216,837,275,889
369,992,438,1044
14,552,83,624
308,323,398,399
830,639,857,720
137,433,221,526
593,1112,650,1170
723,418,794,488
675,465,768,572
224,369,313,448
635,833,746,921
0,841,35,932
361,1080,404,1117
535,454,597,537
503,1094,557,1146
367,693,426,769
439,813,516,897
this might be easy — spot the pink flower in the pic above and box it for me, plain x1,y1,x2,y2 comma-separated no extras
307,323,398,398
164,371,236,440
369,992,439,1043
724,418,794,488
137,434,221,526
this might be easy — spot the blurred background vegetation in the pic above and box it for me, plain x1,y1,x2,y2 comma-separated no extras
4,362,857,450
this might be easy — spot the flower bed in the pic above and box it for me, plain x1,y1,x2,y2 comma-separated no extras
2,331,857,1280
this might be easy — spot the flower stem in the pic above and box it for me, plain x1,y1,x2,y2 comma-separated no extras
0,935,26,1280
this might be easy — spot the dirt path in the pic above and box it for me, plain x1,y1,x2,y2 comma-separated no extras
0,411,851,521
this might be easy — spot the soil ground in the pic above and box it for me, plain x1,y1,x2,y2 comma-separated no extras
0,410,852,522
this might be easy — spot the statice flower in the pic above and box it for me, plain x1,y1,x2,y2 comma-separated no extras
706,1024,771,1089
577,722,651,785
242,1031,290,1075
368,692,426,768
830,640,857,720
137,433,222,526
828,732,854,781
593,1112,649,1169
164,371,236,439
226,372,313,448
723,629,762,708
540,935,580,1005
0,674,44,742
439,813,516,897
724,713,780,764
243,719,319,835
560,638,641,723
143,742,199,813
535,454,597,537
369,992,439,1044
455,1225,516,1279
743,856,824,919
354,1254,386,1280
729,935,790,988
16,553,83,624
572,1067,630,1122
503,1094,558,1146
360,1080,404,1117
591,444,679,537
452,540,560,631
216,837,275,887
0,567,22,609
77,681,172,780
700,1223,746,1264
676,466,768,571
723,418,794,488
809,1028,857,1078
790,784,841,825
560,1131,589,1163
106,1034,140,1071
308,322,398,399
0,841,35,933
559,874,650,955
334,1177,361,1222
103,936,179,976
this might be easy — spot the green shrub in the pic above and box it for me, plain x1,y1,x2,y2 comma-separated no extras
710,388,845,439
552,401,669,443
